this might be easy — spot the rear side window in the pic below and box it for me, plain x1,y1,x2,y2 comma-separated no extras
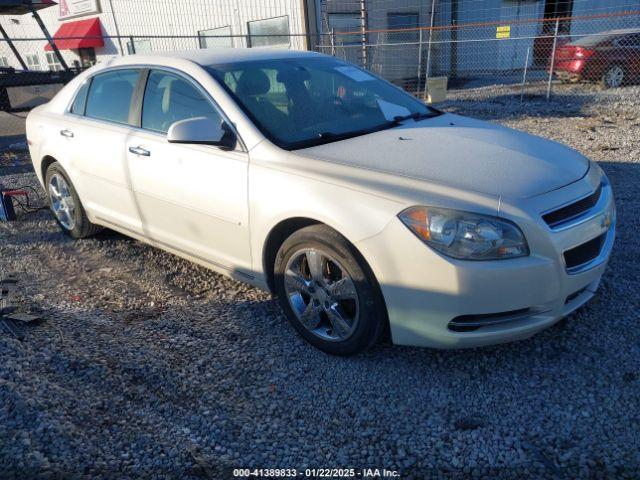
618,33,640,47
85,69,139,124
70,80,90,115
141,70,222,133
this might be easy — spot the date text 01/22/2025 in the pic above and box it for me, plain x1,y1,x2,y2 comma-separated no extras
233,468,401,478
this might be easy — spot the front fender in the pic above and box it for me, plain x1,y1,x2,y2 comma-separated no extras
248,148,404,278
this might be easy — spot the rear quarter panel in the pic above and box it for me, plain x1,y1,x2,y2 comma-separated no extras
26,70,93,186
27,107,67,186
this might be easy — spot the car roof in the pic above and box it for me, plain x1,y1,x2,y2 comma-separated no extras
568,28,640,46
600,28,640,35
107,47,324,68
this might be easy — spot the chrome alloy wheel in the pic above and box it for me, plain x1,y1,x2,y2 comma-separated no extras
604,65,624,88
284,248,359,342
48,173,76,230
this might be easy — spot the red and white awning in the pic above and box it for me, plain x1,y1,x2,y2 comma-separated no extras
44,17,104,51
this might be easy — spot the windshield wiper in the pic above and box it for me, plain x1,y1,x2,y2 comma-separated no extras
389,111,442,126
287,110,444,150
288,127,383,149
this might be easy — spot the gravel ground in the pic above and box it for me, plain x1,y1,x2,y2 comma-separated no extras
1,83,639,479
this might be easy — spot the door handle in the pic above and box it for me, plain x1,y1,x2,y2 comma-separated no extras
60,129,74,138
128,146,150,156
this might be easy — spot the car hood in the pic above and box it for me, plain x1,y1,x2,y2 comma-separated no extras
298,113,589,199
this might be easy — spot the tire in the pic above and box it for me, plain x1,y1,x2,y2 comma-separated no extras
45,162,102,239
274,224,386,355
601,64,625,88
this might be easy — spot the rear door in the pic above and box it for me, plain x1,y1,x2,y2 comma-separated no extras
125,68,251,274
66,68,144,234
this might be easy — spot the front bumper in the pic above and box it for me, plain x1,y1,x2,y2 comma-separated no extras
357,167,615,349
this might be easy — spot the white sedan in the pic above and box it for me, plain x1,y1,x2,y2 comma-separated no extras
26,49,615,355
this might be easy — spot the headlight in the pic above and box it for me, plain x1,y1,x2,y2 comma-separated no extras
399,206,529,260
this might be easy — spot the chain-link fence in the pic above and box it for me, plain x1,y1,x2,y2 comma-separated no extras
0,9,639,117
319,9,640,101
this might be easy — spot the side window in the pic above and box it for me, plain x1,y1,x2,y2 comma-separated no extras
70,80,90,115
628,34,640,47
85,69,139,124
141,70,223,133
387,13,419,43
616,34,640,47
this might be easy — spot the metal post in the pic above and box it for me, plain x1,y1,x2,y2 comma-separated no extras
423,0,437,100
304,31,312,52
329,28,335,57
107,0,125,56
450,0,459,80
129,35,136,54
359,0,367,69
0,23,28,70
520,46,530,103
546,18,560,101
29,4,69,71
416,28,423,97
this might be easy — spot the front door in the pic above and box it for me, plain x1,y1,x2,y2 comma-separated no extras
125,69,251,275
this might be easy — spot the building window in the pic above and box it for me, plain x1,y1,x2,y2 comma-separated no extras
45,52,62,71
247,15,290,48
25,53,40,71
387,13,419,43
199,26,233,49
78,48,97,68
327,13,362,46
126,38,152,54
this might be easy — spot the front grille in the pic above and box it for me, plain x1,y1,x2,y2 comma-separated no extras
543,183,602,229
564,234,606,270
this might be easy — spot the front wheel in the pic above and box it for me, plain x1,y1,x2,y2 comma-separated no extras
45,162,102,238
274,225,386,355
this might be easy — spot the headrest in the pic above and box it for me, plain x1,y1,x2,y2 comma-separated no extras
236,69,270,96
276,68,310,83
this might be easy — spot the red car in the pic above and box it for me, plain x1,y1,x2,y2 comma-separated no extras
552,28,640,88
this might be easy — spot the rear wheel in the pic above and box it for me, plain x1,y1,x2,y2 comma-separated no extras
274,225,385,355
45,162,102,239
602,64,625,88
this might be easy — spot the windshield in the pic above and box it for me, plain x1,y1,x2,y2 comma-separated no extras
207,56,438,150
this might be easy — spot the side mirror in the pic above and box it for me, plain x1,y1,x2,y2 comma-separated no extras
167,117,236,150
